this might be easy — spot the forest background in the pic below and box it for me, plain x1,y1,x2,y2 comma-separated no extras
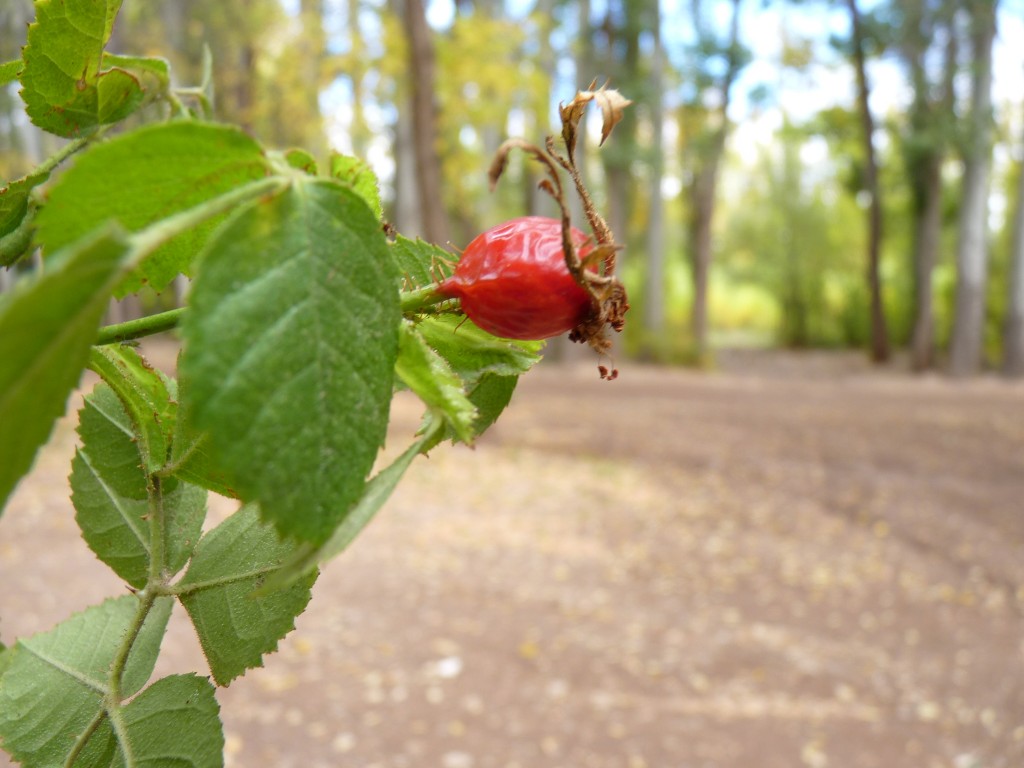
2,0,1023,375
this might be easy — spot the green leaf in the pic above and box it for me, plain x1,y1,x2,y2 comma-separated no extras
101,52,171,92
282,148,318,175
19,0,145,136
176,505,315,686
329,152,382,220
259,420,440,594
35,121,271,297
466,373,519,437
0,225,130,515
181,180,400,544
74,674,224,768
396,321,476,443
0,595,172,767
72,383,206,587
1,172,46,267
0,60,19,86
86,346,173,473
417,314,543,382
166,374,240,500
390,235,454,289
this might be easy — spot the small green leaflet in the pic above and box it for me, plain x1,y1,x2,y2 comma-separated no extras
0,60,19,86
261,419,441,593
34,121,272,297
330,152,382,220
396,321,476,443
0,595,173,767
71,383,206,588
176,505,315,686
0,172,47,267
417,314,543,382
87,346,175,473
390,235,454,289
167,373,240,500
0,225,131,515
19,0,144,136
181,180,400,545
282,148,318,175
71,674,224,768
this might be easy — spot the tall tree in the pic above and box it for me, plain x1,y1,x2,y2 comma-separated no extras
844,0,890,362
1003,115,1024,377
401,0,450,246
949,0,997,376
644,15,667,343
895,0,957,371
681,0,745,361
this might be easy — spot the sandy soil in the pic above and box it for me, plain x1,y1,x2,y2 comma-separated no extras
2,344,1023,767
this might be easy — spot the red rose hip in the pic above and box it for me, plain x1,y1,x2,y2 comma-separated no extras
438,216,595,340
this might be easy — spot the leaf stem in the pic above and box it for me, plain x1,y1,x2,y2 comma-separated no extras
400,284,451,314
95,307,186,345
63,710,108,768
94,285,452,347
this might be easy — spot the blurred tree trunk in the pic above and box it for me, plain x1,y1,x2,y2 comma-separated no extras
1003,117,1024,377
686,0,743,362
599,0,642,266
949,0,997,377
845,0,889,363
401,0,450,246
903,2,957,371
644,17,666,345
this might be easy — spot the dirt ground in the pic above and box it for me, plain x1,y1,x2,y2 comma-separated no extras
2,342,1024,768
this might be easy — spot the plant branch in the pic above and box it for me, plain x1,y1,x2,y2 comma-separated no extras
95,285,455,348
95,307,186,345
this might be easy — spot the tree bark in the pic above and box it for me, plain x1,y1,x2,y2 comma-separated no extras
845,0,890,363
686,0,742,361
949,0,997,377
401,0,450,246
644,16,666,342
1003,115,1024,377
905,5,956,371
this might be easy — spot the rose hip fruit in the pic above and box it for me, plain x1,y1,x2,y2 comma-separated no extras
438,216,595,340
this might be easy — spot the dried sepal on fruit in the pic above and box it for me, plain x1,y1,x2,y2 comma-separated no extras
558,80,633,160
488,80,631,380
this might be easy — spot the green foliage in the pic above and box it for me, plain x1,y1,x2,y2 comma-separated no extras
0,595,173,766
397,321,477,443
19,0,145,136
0,172,46,267
177,505,315,686
72,382,206,588
75,674,224,768
0,2,552,763
35,122,271,297
330,153,383,221
391,235,455,289
180,181,400,545
0,226,131,512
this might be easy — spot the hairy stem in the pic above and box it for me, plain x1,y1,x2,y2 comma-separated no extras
95,307,186,345
63,710,108,768
94,286,453,347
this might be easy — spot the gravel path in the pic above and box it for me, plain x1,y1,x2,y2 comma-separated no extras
2,347,1023,767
